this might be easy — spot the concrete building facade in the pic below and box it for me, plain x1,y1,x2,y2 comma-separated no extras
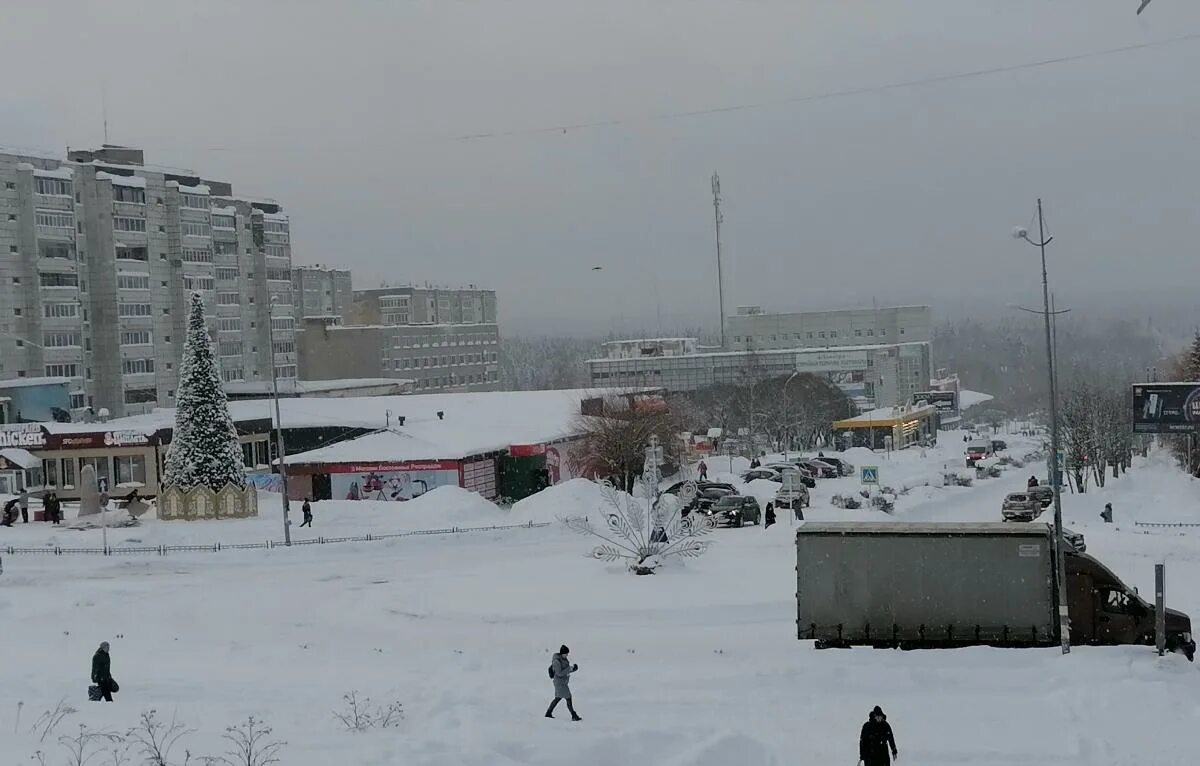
292,265,352,320
0,145,295,418
726,305,932,351
351,285,497,327
297,316,501,392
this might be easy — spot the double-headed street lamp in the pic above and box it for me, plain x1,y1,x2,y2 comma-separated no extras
1012,198,1070,654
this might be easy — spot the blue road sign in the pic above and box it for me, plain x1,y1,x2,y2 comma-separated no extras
861,466,880,485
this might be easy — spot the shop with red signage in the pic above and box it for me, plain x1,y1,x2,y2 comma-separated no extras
29,426,162,501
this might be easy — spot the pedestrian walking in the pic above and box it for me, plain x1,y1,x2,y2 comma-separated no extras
1,497,18,527
1101,502,1113,524
19,487,29,523
698,460,708,481
764,503,776,529
90,641,119,702
858,705,898,766
300,498,313,528
1027,475,1039,488
45,492,62,525
545,645,582,721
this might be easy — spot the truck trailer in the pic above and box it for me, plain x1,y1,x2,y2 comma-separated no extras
795,522,1194,659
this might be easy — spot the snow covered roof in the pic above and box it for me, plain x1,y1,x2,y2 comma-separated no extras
223,378,410,396
34,167,74,180
0,376,72,390
96,172,147,188
0,447,41,470
587,341,930,364
834,403,938,427
959,390,995,410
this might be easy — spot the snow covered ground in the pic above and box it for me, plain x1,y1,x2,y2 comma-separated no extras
3,429,1200,765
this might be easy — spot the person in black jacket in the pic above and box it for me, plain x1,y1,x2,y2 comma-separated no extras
300,498,313,528
859,705,897,766
45,492,62,525
91,641,118,702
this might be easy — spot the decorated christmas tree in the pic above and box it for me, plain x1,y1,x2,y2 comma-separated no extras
162,292,246,490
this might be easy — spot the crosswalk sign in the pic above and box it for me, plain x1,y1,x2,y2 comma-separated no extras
860,466,879,485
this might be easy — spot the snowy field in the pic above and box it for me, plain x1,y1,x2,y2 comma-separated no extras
3,429,1200,765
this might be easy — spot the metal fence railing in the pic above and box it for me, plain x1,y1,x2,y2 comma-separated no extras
1,521,552,557
1134,521,1200,529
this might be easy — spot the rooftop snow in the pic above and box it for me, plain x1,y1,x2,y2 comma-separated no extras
33,167,75,180
587,341,930,364
223,378,410,395
959,390,995,410
0,447,41,470
0,376,72,390
836,403,938,424
96,172,147,188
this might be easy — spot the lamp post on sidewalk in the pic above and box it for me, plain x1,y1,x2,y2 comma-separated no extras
1012,198,1070,654
268,297,291,546
782,371,800,461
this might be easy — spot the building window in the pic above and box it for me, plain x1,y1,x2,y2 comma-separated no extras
866,329,875,336
35,177,72,196
212,214,236,230
217,292,240,305
181,221,209,237
35,210,74,228
39,241,74,260
115,245,149,261
60,458,76,489
213,240,238,255
218,340,244,357
215,267,239,281
44,363,79,378
183,274,215,291
41,458,59,488
270,317,293,331
112,216,147,232
264,220,288,233
121,330,152,346
123,387,157,405
182,248,213,263
222,367,245,383
43,302,79,319
42,331,81,348
122,358,155,375
219,318,242,333
117,274,151,290
117,303,153,318
114,455,147,486
818,332,826,339
271,340,295,355
265,244,287,258
181,193,208,209
112,186,146,204
69,393,86,409
880,329,887,336
900,328,905,335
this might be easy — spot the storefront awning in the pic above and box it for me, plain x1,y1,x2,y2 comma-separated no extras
0,447,41,470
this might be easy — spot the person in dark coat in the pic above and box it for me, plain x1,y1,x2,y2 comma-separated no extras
859,705,897,766
19,487,29,523
698,461,708,481
45,492,62,525
1028,475,1039,488
1,497,18,527
1101,502,1113,523
545,645,581,721
764,503,776,529
300,498,313,528
91,641,118,702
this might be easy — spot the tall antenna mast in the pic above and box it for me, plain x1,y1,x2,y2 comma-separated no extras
712,172,727,349
102,85,109,144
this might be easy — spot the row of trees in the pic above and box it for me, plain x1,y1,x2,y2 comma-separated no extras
1058,382,1134,492
1165,332,1200,476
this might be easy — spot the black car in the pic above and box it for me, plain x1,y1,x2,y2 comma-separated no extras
793,458,838,479
707,494,762,527
814,456,855,477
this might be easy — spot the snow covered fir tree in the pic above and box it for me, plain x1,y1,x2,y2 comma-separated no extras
162,292,247,492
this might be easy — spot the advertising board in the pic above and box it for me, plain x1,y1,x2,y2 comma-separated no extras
794,349,870,374
1132,383,1200,433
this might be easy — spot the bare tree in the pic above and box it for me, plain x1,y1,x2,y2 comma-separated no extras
569,396,686,491
126,710,194,766
213,717,284,766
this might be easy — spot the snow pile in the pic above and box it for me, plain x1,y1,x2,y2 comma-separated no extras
381,485,503,527
510,478,627,523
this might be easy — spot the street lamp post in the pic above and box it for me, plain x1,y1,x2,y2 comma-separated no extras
1013,198,1069,654
268,298,291,546
782,371,799,460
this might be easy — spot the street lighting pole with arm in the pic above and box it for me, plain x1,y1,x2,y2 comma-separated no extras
1013,198,1069,654
268,297,291,546
782,370,799,461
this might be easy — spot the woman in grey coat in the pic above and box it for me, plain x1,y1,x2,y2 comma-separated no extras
545,645,582,721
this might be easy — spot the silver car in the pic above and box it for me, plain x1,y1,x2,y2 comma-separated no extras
1001,492,1042,522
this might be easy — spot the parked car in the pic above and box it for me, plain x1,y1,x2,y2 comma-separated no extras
773,486,810,515
691,483,739,513
793,458,838,479
814,456,855,477
708,494,762,527
763,463,817,488
991,439,1008,452
1028,485,1055,508
1001,492,1043,522
741,468,782,484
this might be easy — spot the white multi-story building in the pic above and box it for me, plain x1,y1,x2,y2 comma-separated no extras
292,265,353,320
0,145,295,418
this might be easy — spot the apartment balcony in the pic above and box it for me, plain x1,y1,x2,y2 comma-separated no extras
34,195,73,211
112,202,146,217
36,224,75,240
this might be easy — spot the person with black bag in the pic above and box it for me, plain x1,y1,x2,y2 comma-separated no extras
858,705,898,766
545,645,581,721
91,641,119,702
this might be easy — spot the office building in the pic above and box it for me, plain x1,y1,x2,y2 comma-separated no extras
296,316,501,392
351,285,497,327
292,265,353,320
0,145,295,418
726,305,932,351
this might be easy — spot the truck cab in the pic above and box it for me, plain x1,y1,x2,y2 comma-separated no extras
1067,552,1194,659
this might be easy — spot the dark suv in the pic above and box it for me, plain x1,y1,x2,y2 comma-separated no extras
708,495,762,527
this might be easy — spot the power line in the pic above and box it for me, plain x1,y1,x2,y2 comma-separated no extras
177,29,1200,152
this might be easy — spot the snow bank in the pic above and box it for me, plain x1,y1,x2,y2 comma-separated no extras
509,478,628,523
381,485,502,526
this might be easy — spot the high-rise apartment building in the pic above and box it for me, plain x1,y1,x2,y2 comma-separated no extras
0,145,295,418
296,285,501,392
292,265,352,320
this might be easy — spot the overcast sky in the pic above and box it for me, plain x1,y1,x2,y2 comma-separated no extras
3,0,1199,336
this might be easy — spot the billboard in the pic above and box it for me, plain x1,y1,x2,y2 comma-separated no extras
1132,383,1200,433
330,461,461,502
794,349,870,373
912,390,958,414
